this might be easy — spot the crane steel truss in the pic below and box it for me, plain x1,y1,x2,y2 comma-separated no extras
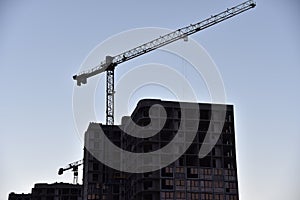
73,0,256,125
58,160,83,184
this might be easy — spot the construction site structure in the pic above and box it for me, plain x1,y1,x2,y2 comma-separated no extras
58,160,83,184
73,0,256,125
83,99,238,200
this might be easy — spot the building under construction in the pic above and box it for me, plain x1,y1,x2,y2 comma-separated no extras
83,99,238,200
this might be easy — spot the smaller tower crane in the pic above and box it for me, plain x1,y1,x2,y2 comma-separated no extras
58,160,83,184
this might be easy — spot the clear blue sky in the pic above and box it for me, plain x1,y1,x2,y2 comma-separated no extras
1,0,299,199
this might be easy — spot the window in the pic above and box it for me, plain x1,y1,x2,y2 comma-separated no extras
207,193,213,200
94,131,99,138
228,114,232,122
204,168,212,175
215,194,224,200
143,172,152,178
175,180,185,190
214,169,223,175
187,180,199,191
166,167,173,173
162,167,173,177
143,144,153,152
176,167,184,173
179,157,185,166
226,195,237,200
143,194,152,200
161,192,174,199
113,184,119,193
229,182,236,189
201,193,213,200
94,142,100,149
187,192,199,200
143,181,152,190
176,191,185,199
162,179,173,190
71,188,78,194
200,110,211,120
199,157,211,167
224,169,235,176
62,189,69,194
187,167,198,178
186,120,197,130
204,181,213,188
214,181,223,188
46,189,54,194
92,173,98,181
229,126,232,133
93,163,99,171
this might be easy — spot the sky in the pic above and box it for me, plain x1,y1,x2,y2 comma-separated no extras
1,0,300,199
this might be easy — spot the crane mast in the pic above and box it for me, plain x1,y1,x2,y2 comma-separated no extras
73,0,256,125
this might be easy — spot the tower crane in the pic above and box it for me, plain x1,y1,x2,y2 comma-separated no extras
58,160,83,184
73,0,256,125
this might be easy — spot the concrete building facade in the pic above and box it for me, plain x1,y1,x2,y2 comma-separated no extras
83,99,238,200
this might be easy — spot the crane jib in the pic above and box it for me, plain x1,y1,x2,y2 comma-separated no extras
73,0,256,125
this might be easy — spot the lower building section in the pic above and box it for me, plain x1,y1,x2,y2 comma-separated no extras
9,183,82,200
8,193,31,200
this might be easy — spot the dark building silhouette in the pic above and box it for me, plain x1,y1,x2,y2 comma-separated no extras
83,99,238,200
8,193,31,200
9,183,82,200
31,183,82,200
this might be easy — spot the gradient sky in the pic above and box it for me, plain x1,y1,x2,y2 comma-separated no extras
1,0,300,200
